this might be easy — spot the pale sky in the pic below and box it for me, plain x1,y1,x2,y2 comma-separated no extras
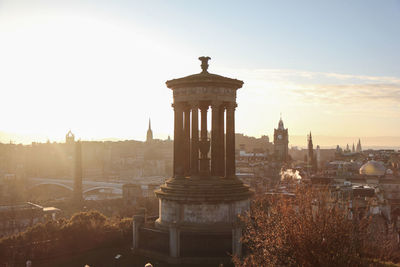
0,0,399,146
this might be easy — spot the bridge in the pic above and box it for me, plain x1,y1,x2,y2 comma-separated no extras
28,178,124,195
28,176,166,197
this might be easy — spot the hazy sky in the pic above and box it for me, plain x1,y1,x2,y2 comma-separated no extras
0,0,399,146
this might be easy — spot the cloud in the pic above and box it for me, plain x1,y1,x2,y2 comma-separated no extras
322,72,400,84
292,83,400,105
225,68,400,105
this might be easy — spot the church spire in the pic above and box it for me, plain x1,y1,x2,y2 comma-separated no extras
278,114,284,130
308,131,313,153
356,138,362,152
146,118,153,142
308,131,314,173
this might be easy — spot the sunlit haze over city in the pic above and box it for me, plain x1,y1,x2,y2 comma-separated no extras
0,0,399,148
3,2,400,267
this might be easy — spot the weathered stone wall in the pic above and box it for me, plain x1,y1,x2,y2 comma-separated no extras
159,199,250,225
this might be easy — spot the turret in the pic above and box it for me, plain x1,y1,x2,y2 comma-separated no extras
66,130,75,144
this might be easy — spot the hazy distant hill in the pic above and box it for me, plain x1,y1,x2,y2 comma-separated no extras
1,130,399,150
289,135,400,150
0,131,44,144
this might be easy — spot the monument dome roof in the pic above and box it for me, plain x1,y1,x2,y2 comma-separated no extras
359,160,386,176
166,57,243,89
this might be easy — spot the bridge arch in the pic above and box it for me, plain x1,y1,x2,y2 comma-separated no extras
83,186,122,195
29,182,73,191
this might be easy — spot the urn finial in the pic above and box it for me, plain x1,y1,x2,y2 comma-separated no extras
198,56,211,73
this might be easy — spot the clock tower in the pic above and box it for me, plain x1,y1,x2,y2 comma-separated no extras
274,116,289,161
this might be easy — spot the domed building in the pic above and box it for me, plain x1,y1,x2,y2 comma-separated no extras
359,160,386,177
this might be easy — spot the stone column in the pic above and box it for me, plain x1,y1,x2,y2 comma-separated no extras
211,101,220,176
183,106,191,176
199,104,210,175
173,103,184,178
232,225,243,257
132,215,145,251
218,104,225,177
226,102,236,178
169,222,180,257
74,141,83,205
190,102,199,175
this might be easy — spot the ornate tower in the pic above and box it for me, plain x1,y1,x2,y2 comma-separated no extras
65,130,75,144
308,132,314,172
133,57,253,264
273,116,289,161
146,118,153,142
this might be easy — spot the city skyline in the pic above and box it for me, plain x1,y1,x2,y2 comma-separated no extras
0,1,399,146
2,127,400,150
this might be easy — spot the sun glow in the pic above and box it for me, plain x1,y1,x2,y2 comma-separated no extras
0,8,196,142
0,2,399,146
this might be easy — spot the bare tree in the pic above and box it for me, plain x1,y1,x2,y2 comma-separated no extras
235,185,400,267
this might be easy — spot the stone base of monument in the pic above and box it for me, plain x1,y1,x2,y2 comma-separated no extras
132,176,252,265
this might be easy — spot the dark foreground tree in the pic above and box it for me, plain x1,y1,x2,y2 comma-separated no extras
234,185,400,267
0,210,133,265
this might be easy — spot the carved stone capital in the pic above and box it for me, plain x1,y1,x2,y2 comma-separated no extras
183,105,191,113
226,102,237,111
172,102,186,111
199,102,209,112
189,101,200,110
211,100,222,110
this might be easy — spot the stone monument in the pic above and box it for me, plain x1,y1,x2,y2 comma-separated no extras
133,57,253,265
